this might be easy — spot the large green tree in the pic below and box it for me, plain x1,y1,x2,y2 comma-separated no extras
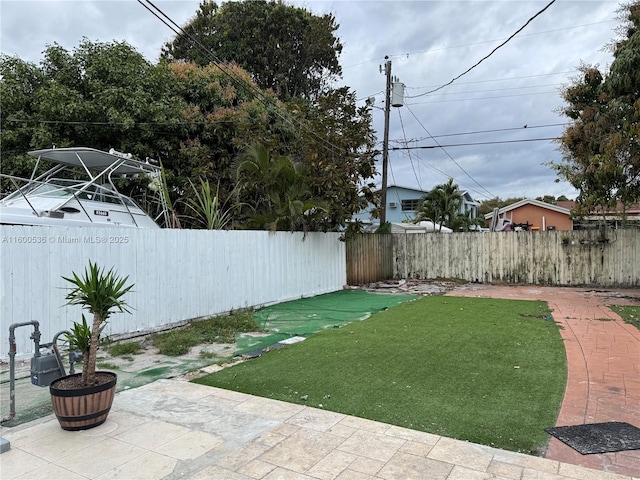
553,1,640,211
0,40,186,202
165,62,376,231
1,37,376,232
0,41,278,222
289,87,377,231
160,60,285,226
161,0,343,101
1,40,184,160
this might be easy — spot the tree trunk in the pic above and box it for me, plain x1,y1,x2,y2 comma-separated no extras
85,312,102,386
81,351,90,385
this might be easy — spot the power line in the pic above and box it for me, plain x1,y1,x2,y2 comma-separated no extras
391,20,614,59
394,147,492,200
387,143,492,199
138,1,267,105
419,83,563,97
392,122,566,143
405,70,576,89
388,157,398,190
408,0,557,98
368,146,492,200
45,121,482,149
15,115,551,139
8,114,361,144
396,107,423,190
390,137,559,150
414,157,497,200
344,19,613,69
403,103,495,198
360,72,573,107
5,118,237,126
407,90,559,104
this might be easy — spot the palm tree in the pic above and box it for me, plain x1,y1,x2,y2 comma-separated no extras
63,261,134,386
235,144,326,232
415,179,463,231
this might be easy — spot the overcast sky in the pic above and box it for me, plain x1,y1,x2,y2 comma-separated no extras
1,0,624,201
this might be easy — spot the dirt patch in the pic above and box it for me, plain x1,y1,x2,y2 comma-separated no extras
50,371,116,390
348,278,467,296
89,335,241,386
584,289,640,304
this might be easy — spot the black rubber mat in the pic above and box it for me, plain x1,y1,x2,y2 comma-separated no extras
545,422,640,454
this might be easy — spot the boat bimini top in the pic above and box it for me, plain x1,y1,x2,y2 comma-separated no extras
0,147,168,228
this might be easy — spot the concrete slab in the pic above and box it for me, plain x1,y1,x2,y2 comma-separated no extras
1,379,634,480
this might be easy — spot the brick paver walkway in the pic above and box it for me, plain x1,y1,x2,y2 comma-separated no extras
446,285,640,477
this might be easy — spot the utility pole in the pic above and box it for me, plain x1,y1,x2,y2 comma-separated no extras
380,56,392,226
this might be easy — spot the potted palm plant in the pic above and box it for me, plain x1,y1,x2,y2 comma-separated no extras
49,260,134,430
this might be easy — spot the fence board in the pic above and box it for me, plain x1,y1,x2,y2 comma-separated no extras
346,234,393,284
392,230,640,286
1,226,346,358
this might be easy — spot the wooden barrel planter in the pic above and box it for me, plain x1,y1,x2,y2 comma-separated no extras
49,372,117,431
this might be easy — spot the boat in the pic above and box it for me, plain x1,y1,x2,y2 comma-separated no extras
0,147,167,228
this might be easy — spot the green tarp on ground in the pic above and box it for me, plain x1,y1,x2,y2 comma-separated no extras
235,290,417,355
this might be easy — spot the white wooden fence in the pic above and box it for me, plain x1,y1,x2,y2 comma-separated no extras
1,226,346,358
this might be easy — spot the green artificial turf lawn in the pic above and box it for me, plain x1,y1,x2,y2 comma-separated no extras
195,296,567,454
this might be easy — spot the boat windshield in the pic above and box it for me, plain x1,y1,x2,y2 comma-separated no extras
77,184,138,207
24,179,79,198
14,179,138,208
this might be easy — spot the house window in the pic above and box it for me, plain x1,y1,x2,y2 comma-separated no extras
401,199,420,211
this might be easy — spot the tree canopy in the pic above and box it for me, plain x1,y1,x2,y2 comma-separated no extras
234,144,327,232
553,1,640,210
161,0,343,102
0,39,185,196
1,37,376,232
